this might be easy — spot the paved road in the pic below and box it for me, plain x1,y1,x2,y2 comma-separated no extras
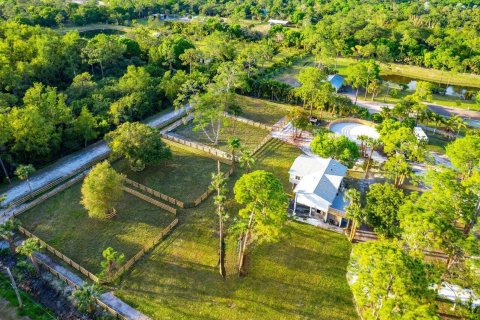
344,92,480,121
1,108,189,206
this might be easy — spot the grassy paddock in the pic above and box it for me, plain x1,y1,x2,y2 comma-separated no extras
19,182,175,274
113,142,228,203
172,117,270,153
116,140,357,319
234,95,292,125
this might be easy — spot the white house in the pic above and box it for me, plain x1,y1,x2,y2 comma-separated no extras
268,19,289,26
289,155,349,227
414,126,428,143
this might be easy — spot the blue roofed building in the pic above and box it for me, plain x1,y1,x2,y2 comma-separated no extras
327,74,345,92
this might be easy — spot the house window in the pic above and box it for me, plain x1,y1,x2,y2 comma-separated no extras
295,176,301,180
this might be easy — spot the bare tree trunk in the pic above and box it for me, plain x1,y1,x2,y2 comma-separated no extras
214,120,222,145
217,163,226,278
200,124,215,143
238,211,254,276
0,156,11,184
364,147,375,178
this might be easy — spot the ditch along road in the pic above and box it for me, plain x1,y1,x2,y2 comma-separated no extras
0,107,190,207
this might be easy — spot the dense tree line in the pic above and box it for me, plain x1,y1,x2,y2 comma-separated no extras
0,14,295,183
2,1,479,73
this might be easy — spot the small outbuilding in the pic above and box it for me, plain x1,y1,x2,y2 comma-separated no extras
327,74,345,92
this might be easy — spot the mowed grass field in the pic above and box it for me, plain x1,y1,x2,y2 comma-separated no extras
234,94,291,125
115,140,358,320
19,182,175,274
172,117,270,153
113,142,229,203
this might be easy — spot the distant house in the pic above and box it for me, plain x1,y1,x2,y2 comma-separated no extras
289,155,349,228
327,74,344,92
414,126,428,143
268,19,290,26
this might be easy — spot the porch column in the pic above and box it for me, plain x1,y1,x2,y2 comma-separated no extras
309,206,313,217
293,193,297,215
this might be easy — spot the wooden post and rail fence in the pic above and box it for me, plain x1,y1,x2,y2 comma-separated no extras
222,112,274,131
17,218,179,319
113,218,178,279
17,225,100,283
7,152,110,210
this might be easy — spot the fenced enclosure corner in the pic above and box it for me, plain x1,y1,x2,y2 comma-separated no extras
17,225,100,283
123,186,177,214
112,218,178,280
124,177,185,208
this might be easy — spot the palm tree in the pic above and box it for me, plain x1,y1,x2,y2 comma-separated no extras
239,150,255,173
379,106,393,120
450,115,467,137
209,161,228,278
357,135,369,158
15,164,36,198
431,113,445,134
344,189,363,241
228,137,241,170
17,238,42,274
364,138,382,178
73,284,99,315
0,219,20,253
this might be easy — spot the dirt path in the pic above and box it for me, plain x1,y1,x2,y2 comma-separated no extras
1,107,189,206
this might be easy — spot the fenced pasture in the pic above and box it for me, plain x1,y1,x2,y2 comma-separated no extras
233,94,292,126
171,116,271,154
113,143,230,204
18,181,176,274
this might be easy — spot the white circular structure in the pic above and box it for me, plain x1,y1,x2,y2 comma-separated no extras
329,122,379,143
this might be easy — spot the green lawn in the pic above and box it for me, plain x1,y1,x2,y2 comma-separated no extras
234,95,292,125
172,117,270,153
273,55,314,86
19,182,175,274
0,273,55,320
113,142,229,203
116,140,357,320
